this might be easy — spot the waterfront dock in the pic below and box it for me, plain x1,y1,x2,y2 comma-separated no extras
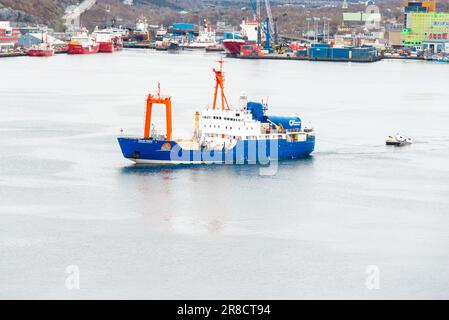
233,54,383,63
0,52,27,58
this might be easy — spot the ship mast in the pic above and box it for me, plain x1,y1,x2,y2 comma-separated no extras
144,83,173,141
212,58,231,111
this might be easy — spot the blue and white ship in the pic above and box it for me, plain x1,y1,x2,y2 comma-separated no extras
118,60,315,165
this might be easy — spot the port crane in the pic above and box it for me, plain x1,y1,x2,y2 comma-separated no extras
264,0,275,41
249,0,278,50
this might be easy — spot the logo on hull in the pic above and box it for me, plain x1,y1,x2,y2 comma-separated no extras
161,143,172,151
289,119,301,127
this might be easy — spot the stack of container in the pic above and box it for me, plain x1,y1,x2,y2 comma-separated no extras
308,43,330,59
307,43,378,62
329,47,350,60
351,46,377,61
240,44,263,57
296,49,308,58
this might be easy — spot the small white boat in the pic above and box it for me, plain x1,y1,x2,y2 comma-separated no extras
386,134,413,146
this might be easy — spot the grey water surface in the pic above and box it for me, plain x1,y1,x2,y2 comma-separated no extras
1,50,449,299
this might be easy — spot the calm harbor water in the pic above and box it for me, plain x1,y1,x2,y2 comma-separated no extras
1,50,449,299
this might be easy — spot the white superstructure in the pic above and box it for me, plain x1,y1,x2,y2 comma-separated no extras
185,20,217,49
240,19,259,42
199,94,262,140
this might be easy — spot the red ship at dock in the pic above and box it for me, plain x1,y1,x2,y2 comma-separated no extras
223,19,259,56
68,31,100,55
94,28,124,53
27,43,55,57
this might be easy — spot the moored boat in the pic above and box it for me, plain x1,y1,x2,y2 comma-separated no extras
133,17,149,41
206,44,225,52
27,43,54,57
183,19,217,50
93,28,123,53
117,60,315,165
68,31,100,55
223,19,259,56
223,39,250,55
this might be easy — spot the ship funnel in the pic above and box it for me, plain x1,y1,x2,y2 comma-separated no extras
239,91,248,110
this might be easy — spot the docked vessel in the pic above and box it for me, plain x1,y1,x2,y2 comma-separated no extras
183,19,217,49
117,60,315,165
154,26,179,51
68,31,100,54
155,38,179,51
223,19,259,56
93,28,123,53
133,17,149,41
206,44,225,52
155,26,168,41
27,43,55,57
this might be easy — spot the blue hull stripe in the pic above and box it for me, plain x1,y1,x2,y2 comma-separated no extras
118,137,315,163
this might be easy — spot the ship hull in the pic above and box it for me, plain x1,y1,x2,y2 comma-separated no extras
28,49,54,57
133,33,147,42
118,137,315,165
223,39,252,55
184,43,217,50
98,41,123,53
99,41,114,53
68,43,100,54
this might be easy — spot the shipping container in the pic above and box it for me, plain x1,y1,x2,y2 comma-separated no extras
296,49,308,57
329,48,350,59
309,47,330,59
351,47,377,60
171,23,194,30
311,43,330,48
